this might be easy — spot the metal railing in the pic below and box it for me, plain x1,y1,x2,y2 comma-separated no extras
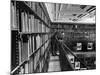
56,36,89,70
11,38,51,75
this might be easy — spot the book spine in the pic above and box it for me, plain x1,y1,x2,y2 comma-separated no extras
28,15,31,33
32,36,34,52
31,15,34,32
21,12,25,32
11,1,17,29
24,63,29,73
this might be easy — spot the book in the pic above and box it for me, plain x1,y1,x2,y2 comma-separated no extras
41,10,44,20
31,15,35,32
21,12,25,32
18,41,22,64
36,3,40,17
11,1,17,29
28,36,32,56
32,36,34,52
34,18,38,33
28,15,31,32
39,62,42,72
25,12,28,32
20,66,24,74
21,36,29,62
34,52,40,70
44,25,46,33
34,36,37,50
36,35,41,49
24,63,29,73
40,22,42,32
42,23,44,32
40,36,44,56
41,46,45,56
21,42,29,62
32,2,36,11
28,57,34,73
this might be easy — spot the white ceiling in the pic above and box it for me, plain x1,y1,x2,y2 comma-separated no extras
45,3,96,24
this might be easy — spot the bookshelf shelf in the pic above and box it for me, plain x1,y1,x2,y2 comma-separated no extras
19,32,51,35
73,52,96,55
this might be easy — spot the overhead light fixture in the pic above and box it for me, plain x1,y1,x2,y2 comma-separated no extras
77,14,83,18
73,14,77,16
72,19,77,21
80,5,87,9
86,6,96,13
77,14,86,18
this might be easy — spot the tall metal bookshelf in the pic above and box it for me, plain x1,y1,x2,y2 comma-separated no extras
11,0,51,74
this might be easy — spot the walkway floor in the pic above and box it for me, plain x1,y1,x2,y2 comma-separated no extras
48,55,61,72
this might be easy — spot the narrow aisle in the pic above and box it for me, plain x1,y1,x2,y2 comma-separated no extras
48,55,61,72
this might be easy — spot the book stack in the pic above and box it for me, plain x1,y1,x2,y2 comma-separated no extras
21,11,39,33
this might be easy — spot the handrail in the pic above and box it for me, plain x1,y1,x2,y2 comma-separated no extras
55,36,74,70
55,34,89,69
11,60,28,74
11,32,57,74
11,37,51,75
61,41,89,69
60,43,75,70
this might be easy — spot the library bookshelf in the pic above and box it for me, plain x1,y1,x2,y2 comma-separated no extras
11,0,52,74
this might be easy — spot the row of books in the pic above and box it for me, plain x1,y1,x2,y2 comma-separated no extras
18,34,49,73
19,49,49,73
25,1,49,25
11,1,50,32
21,11,49,33
20,34,49,62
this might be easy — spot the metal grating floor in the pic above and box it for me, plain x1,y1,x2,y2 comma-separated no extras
48,55,61,72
